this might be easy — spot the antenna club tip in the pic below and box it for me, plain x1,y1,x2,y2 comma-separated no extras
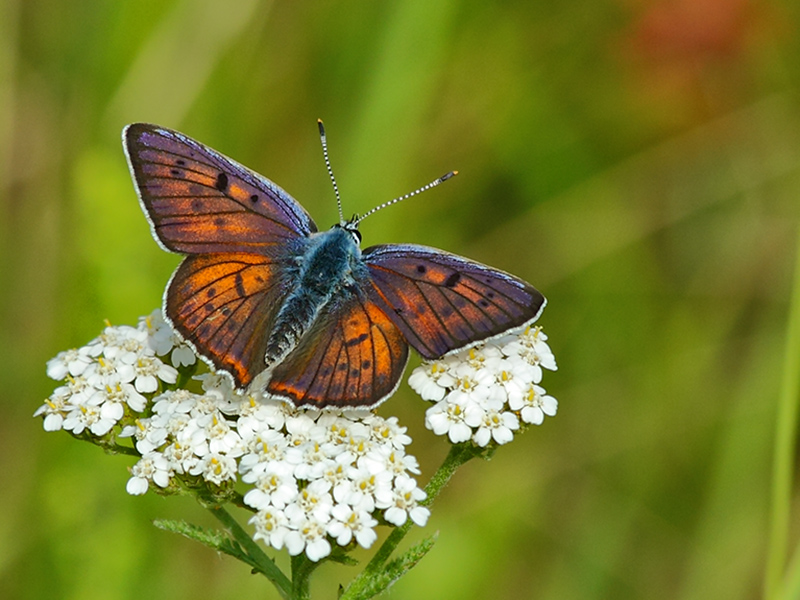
441,170,458,181
317,120,326,135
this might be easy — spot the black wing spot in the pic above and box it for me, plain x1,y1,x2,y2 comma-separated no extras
479,299,490,308
215,172,229,192
416,265,427,274
487,291,495,299
394,307,404,315
221,306,232,316
207,287,217,297
191,199,203,211
170,169,181,176
321,367,331,377
235,273,246,298
345,332,369,347
214,217,226,227
416,303,428,314
176,159,186,166
205,303,215,312
445,272,461,287
350,368,360,377
250,194,259,203
337,363,348,372
362,360,372,369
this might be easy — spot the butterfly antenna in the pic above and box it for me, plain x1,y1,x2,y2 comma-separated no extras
353,170,458,226
317,120,345,225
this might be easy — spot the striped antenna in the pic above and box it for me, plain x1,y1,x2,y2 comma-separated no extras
353,170,458,226
317,119,345,225
317,119,457,227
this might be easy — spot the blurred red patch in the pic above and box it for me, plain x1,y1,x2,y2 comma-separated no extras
620,0,783,125
632,0,754,60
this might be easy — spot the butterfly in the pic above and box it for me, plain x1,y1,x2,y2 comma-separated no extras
123,122,546,408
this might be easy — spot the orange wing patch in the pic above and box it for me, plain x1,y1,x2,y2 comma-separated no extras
267,295,409,408
167,252,287,388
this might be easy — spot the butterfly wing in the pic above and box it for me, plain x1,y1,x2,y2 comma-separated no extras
124,123,317,256
166,252,300,388
266,285,409,408
363,244,546,359
124,123,316,388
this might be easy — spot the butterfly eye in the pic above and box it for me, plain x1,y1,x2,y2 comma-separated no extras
341,220,361,244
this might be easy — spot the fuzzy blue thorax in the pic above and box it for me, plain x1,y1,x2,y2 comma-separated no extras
264,225,362,367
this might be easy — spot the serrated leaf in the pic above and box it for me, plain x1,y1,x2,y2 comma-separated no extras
153,518,233,551
381,533,438,584
329,546,360,566
154,515,290,598
341,533,438,600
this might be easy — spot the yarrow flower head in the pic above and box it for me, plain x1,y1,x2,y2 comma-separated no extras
37,310,430,562
409,325,558,447
38,310,556,565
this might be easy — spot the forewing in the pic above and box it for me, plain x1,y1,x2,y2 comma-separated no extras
166,252,292,388
266,288,409,408
363,244,546,358
124,123,317,255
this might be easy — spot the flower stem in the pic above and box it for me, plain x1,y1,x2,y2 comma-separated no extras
764,231,800,600
290,554,312,599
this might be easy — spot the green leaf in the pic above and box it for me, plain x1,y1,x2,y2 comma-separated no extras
208,507,292,599
153,518,233,551
153,518,255,567
328,546,360,566
155,511,292,600
340,533,438,600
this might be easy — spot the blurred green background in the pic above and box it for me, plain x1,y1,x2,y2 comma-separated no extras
3,0,800,598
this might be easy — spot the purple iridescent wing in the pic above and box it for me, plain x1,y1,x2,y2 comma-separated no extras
362,244,546,359
124,123,317,256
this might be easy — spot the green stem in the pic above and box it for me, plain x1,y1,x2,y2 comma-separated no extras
764,231,800,600
341,443,481,599
290,554,315,599
209,506,292,599
174,360,199,390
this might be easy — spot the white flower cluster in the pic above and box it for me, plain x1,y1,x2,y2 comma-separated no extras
409,326,558,446
35,313,185,435
124,377,429,562
37,310,429,562
239,402,428,561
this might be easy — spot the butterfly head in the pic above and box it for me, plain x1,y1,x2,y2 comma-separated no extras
335,216,362,245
